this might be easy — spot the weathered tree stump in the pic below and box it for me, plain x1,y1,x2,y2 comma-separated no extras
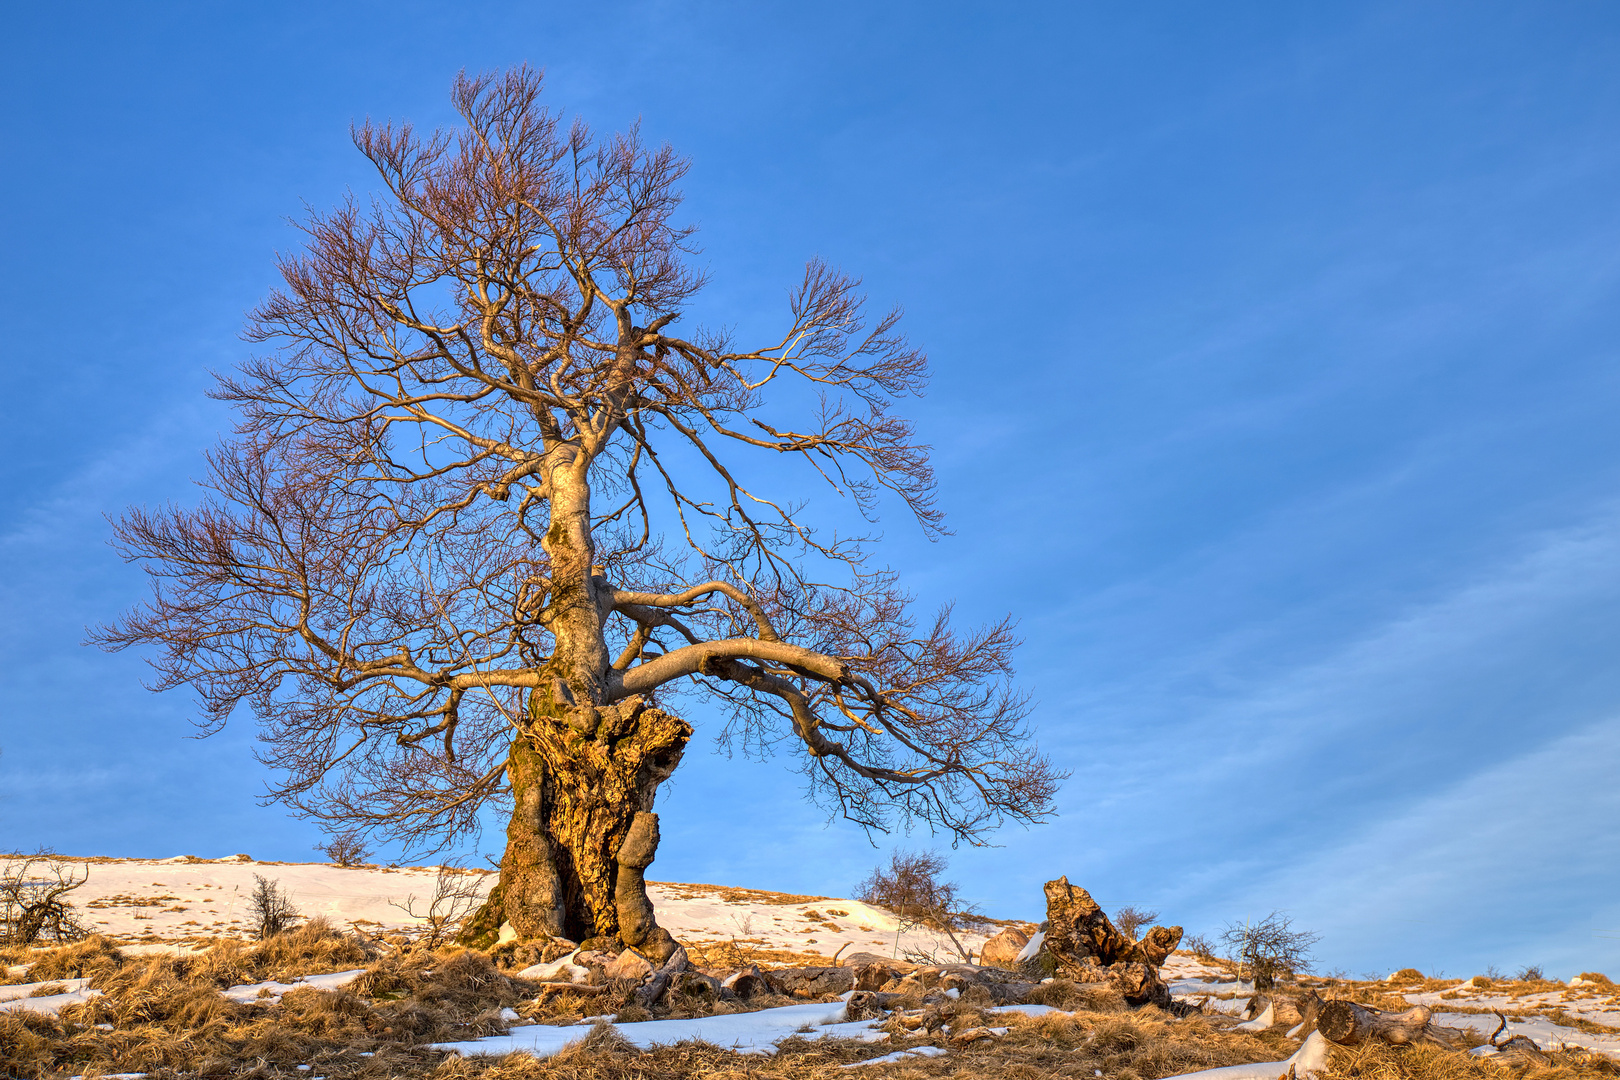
1044,877,1131,970
853,961,896,991
1039,877,1184,1008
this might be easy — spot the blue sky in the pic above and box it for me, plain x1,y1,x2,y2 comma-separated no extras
5,1,1620,978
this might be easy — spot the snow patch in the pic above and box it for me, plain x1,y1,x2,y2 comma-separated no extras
434,1000,889,1058
1166,1032,1330,1080
0,979,101,1016
221,969,365,1004
843,1046,948,1067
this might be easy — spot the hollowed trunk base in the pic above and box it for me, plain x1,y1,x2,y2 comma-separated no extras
462,688,690,957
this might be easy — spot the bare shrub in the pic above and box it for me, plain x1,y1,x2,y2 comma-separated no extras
0,852,89,946
390,867,484,949
315,831,371,867
857,850,959,926
248,874,300,940
856,849,979,963
1113,905,1160,943
1183,932,1216,960
1219,911,1319,990
1514,964,1545,981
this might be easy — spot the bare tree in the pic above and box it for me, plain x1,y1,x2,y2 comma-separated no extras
391,866,487,949
1112,905,1160,943
93,67,1061,954
0,852,90,946
1183,931,1216,960
1219,911,1320,989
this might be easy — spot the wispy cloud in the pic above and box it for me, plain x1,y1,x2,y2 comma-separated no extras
1237,715,1620,978
1016,502,1620,975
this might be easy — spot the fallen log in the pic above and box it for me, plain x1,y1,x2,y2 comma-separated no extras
771,965,856,998
1289,990,1324,1039
885,963,1037,1003
633,944,690,1009
1317,1000,1451,1048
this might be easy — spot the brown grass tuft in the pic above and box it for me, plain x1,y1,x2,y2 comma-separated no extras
1321,1039,1619,1080
0,934,127,983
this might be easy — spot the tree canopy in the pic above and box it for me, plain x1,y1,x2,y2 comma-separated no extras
95,67,1060,943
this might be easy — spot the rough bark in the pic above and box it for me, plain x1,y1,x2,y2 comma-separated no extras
773,965,857,998
1039,876,1182,1008
494,731,567,939
1138,925,1184,967
465,686,690,951
721,965,773,1000
615,810,679,960
1043,876,1133,967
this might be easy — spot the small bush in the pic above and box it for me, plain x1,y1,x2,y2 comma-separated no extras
856,849,964,928
389,866,484,948
1183,932,1216,960
315,831,372,867
1514,964,1545,981
0,852,90,945
855,849,979,962
1391,967,1425,981
248,874,300,940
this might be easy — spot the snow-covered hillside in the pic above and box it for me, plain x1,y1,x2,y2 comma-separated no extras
9,855,1007,962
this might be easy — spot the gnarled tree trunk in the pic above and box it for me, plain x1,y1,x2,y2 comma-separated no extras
464,454,693,955
464,682,691,956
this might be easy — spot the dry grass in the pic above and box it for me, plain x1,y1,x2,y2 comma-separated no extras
1321,1039,1618,1080
418,1003,1301,1080
5,931,1618,1080
1,934,126,983
681,936,829,970
0,923,527,1079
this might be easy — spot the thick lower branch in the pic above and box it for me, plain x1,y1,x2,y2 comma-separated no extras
612,637,849,697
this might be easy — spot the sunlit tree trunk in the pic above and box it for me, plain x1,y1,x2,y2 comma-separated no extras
468,451,692,953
